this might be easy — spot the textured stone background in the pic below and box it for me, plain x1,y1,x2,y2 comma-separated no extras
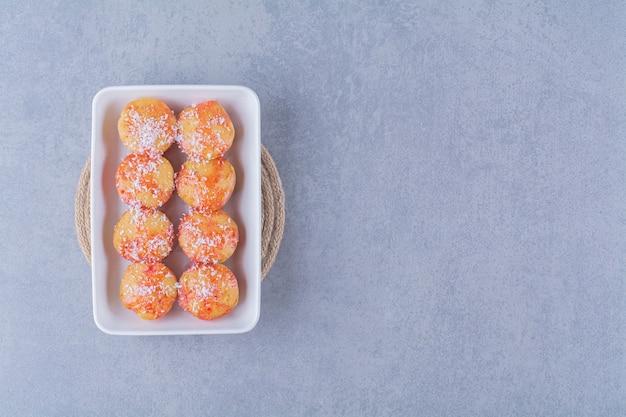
1,1,625,416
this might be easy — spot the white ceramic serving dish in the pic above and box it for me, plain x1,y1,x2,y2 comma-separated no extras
91,85,261,335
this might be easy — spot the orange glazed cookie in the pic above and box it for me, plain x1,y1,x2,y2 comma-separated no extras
120,262,178,320
117,98,177,155
177,101,235,160
115,153,174,209
113,209,174,263
178,210,239,263
178,263,239,320
175,158,236,211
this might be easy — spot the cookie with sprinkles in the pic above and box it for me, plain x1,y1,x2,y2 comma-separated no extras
178,210,239,263
115,153,174,209
118,98,177,155
175,157,236,211
113,208,174,263
120,262,178,320
177,263,239,320
177,100,235,160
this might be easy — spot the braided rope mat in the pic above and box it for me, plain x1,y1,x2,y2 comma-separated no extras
75,145,285,280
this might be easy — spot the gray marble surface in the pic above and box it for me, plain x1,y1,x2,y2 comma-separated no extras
1,1,625,416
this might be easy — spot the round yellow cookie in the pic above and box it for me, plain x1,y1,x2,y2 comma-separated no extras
175,158,236,211
115,153,174,209
177,100,235,160
118,98,177,155
113,209,174,263
120,262,178,320
177,263,239,320
178,210,239,263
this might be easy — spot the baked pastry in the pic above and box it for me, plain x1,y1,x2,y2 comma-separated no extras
177,101,235,160
178,210,239,263
115,153,174,209
113,209,174,263
178,263,239,320
175,158,236,211
117,98,177,155
119,262,178,320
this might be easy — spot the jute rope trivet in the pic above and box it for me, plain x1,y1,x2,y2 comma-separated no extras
74,146,285,280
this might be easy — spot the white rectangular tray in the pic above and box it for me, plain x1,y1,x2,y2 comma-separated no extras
91,85,261,335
